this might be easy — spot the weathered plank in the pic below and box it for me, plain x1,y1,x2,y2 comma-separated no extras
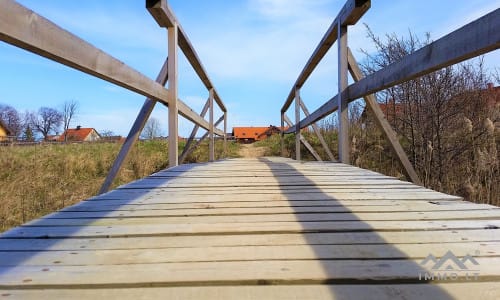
4,220,500,239
1,258,499,287
1,242,498,267
43,208,500,221
1,230,498,251
2,283,499,300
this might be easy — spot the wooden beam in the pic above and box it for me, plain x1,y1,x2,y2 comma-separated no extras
280,113,285,157
99,58,169,194
168,24,179,168
146,0,227,112
208,88,215,162
223,112,227,157
347,8,500,101
295,88,301,161
284,95,338,134
338,23,349,164
285,9,500,134
0,0,215,132
281,0,370,113
300,99,336,161
347,48,422,185
178,99,210,164
284,115,322,161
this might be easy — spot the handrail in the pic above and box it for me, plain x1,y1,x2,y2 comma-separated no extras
280,0,370,113
280,1,499,186
0,0,228,194
288,8,500,131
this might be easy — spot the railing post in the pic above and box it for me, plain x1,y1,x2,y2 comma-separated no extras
223,112,227,157
295,87,301,161
280,112,285,157
209,88,215,162
338,22,349,164
168,22,179,167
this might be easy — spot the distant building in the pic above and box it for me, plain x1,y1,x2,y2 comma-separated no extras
0,119,13,142
232,126,283,143
58,126,101,142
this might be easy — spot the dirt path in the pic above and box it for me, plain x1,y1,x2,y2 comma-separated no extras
238,143,267,158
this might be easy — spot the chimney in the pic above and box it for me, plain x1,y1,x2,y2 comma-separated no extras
76,125,81,130
487,82,494,90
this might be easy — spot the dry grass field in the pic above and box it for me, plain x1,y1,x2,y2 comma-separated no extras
0,140,240,232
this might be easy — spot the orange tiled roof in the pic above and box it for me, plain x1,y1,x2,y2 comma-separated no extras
58,128,96,142
232,127,270,139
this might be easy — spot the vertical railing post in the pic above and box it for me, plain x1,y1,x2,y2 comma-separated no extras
295,87,301,161
223,112,227,157
167,23,179,167
209,88,215,162
338,22,349,164
280,112,285,157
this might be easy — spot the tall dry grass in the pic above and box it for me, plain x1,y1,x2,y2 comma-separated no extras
0,139,239,232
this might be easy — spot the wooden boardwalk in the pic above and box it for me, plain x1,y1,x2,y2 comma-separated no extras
1,157,499,299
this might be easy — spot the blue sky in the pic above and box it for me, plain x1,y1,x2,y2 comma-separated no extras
1,0,498,137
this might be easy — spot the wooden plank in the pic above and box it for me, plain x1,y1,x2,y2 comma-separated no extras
27,210,500,227
46,207,500,220
347,47,422,186
99,57,169,194
3,220,500,238
147,0,226,112
1,242,498,267
60,202,492,216
1,257,499,287
2,283,499,300
0,0,218,133
281,0,370,112
2,230,498,251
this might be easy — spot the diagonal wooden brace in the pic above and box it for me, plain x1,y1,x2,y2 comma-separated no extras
347,48,422,185
299,99,336,161
99,58,169,194
284,115,322,161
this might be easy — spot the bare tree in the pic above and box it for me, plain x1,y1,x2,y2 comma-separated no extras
30,107,63,140
358,25,498,203
0,104,22,138
141,117,163,140
100,130,116,137
62,100,78,141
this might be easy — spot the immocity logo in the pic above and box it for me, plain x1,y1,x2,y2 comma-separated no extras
419,250,480,281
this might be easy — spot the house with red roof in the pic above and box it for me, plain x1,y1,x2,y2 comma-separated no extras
58,126,101,142
232,126,283,143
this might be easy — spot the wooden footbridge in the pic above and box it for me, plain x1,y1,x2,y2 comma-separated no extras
1,1,499,299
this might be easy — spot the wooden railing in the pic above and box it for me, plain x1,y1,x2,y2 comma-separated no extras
0,0,228,194
280,0,499,185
